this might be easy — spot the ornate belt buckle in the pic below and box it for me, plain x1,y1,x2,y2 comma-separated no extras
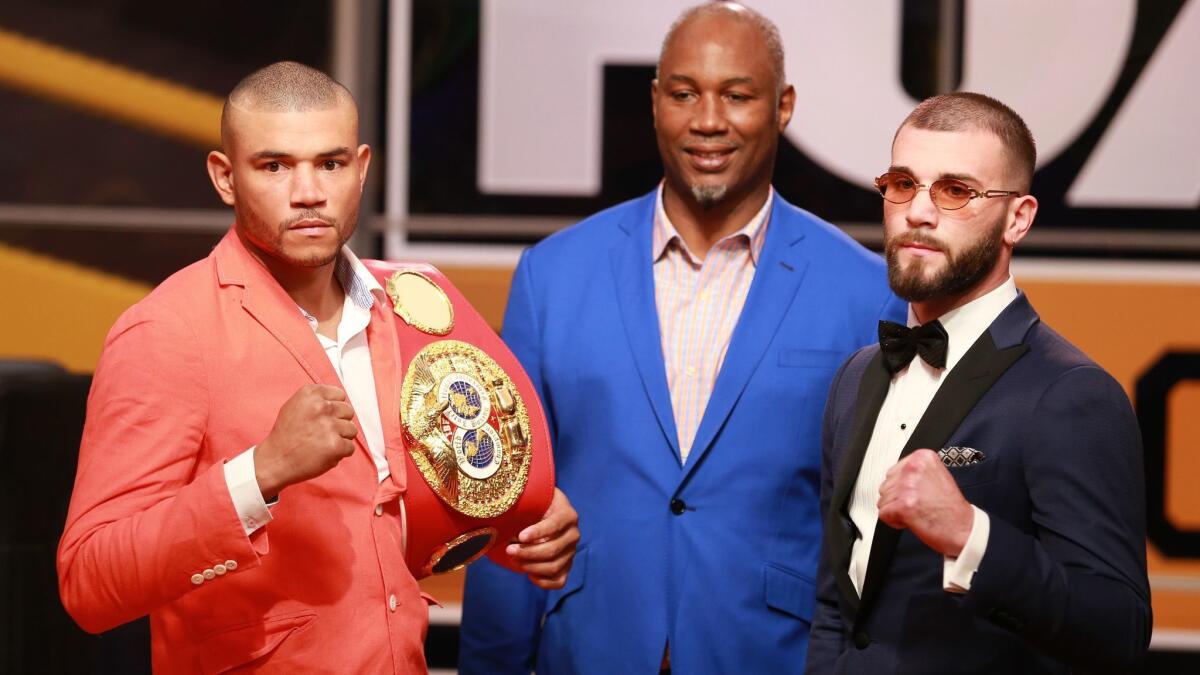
400,340,532,519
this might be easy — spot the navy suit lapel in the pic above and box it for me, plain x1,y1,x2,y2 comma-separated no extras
682,195,810,476
827,349,891,617
854,295,1037,626
609,193,682,462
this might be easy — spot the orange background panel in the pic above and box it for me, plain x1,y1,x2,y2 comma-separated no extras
1168,382,1200,531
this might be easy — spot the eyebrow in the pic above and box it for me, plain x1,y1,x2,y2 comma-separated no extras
887,165,981,184
664,74,759,88
249,147,352,162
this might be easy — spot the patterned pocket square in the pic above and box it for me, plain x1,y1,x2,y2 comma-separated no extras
939,446,986,468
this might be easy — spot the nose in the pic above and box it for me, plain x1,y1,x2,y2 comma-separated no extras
290,164,327,208
690,93,728,136
904,185,939,229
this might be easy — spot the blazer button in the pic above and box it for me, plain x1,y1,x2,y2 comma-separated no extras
853,632,870,649
670,498,686,515
190,573,204,586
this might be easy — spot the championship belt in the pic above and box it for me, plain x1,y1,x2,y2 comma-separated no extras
364,260,554,579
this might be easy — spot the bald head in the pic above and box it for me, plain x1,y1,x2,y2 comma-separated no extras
658,2,786,96
220,61,356,150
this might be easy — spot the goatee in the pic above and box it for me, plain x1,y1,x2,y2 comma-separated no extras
690,184,728,209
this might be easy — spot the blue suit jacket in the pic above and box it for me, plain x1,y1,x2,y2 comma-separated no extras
460,190,903,674
806,293,1152,674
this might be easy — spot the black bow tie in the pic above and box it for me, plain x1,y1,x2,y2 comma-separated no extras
878,319,949,374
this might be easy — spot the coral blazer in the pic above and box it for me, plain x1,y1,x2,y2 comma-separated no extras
59,230,430,674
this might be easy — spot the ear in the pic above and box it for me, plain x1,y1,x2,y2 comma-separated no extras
356,143,372,192
650,78,660,129
1005,194,1038,247
777,83,796,132
206,151,237,207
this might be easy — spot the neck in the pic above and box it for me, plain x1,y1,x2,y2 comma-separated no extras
910,263,1011,325
238,229,345,321
661,180,770,260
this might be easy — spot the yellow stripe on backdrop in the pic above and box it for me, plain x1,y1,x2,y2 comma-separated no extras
0,242,149,373
0,27,221,148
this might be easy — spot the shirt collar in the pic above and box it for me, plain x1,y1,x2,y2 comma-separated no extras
336,247,385,310
907,275,1019,372
296,246,384,324
651,182,773,265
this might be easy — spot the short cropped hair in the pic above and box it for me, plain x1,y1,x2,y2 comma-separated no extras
899,92,1037,192
220,61,354,148
657,1,786,97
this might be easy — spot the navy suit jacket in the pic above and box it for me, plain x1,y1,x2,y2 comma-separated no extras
806,293,1151,674
459,190,904,674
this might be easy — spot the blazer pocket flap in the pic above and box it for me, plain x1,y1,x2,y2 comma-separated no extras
545,547,587,616
763,563,816,622
198,611,317,674
779,349,843,368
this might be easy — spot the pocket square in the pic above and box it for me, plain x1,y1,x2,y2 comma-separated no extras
939,446,985,468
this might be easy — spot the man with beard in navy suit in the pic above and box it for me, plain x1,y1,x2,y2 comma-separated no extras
806,92,1151,674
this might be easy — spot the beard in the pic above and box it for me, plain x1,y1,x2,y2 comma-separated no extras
235,204,355,269
690,183,728,209
885,217,1004,303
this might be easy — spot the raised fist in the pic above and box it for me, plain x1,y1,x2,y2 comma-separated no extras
254,384,358,499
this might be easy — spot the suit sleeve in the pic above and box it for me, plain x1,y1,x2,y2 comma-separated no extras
460,248,550,674
805,356,854,673
964,365,1151,671
57,306,263,634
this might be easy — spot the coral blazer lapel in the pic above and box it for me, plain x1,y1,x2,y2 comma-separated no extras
213,229,377,462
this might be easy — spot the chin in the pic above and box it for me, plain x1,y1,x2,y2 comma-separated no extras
690,183,729,209
281,246,340,269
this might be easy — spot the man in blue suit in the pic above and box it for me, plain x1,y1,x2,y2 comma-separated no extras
461,3,903,673
806,92,1151,674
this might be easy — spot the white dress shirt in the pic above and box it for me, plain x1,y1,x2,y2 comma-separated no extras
223,249,389,535
847,276,1019,595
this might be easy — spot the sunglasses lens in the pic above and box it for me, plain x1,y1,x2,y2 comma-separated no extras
930,179,973,210
876,173,916,203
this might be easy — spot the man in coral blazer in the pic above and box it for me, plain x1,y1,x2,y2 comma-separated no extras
58,62,577,673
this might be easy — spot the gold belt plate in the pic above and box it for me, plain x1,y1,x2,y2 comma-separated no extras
400,340,532,518
386,271,454,335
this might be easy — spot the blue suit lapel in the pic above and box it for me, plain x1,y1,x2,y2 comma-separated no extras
609,192,682,462
683,194,810,475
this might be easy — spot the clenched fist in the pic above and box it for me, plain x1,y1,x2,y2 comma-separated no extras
254,384,358,499
877,449,974,557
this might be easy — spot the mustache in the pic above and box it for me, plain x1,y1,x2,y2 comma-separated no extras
281,210,335,228
888,231,945,252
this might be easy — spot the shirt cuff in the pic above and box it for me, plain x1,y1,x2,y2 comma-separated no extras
943,505,989,593
223,447,274,536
